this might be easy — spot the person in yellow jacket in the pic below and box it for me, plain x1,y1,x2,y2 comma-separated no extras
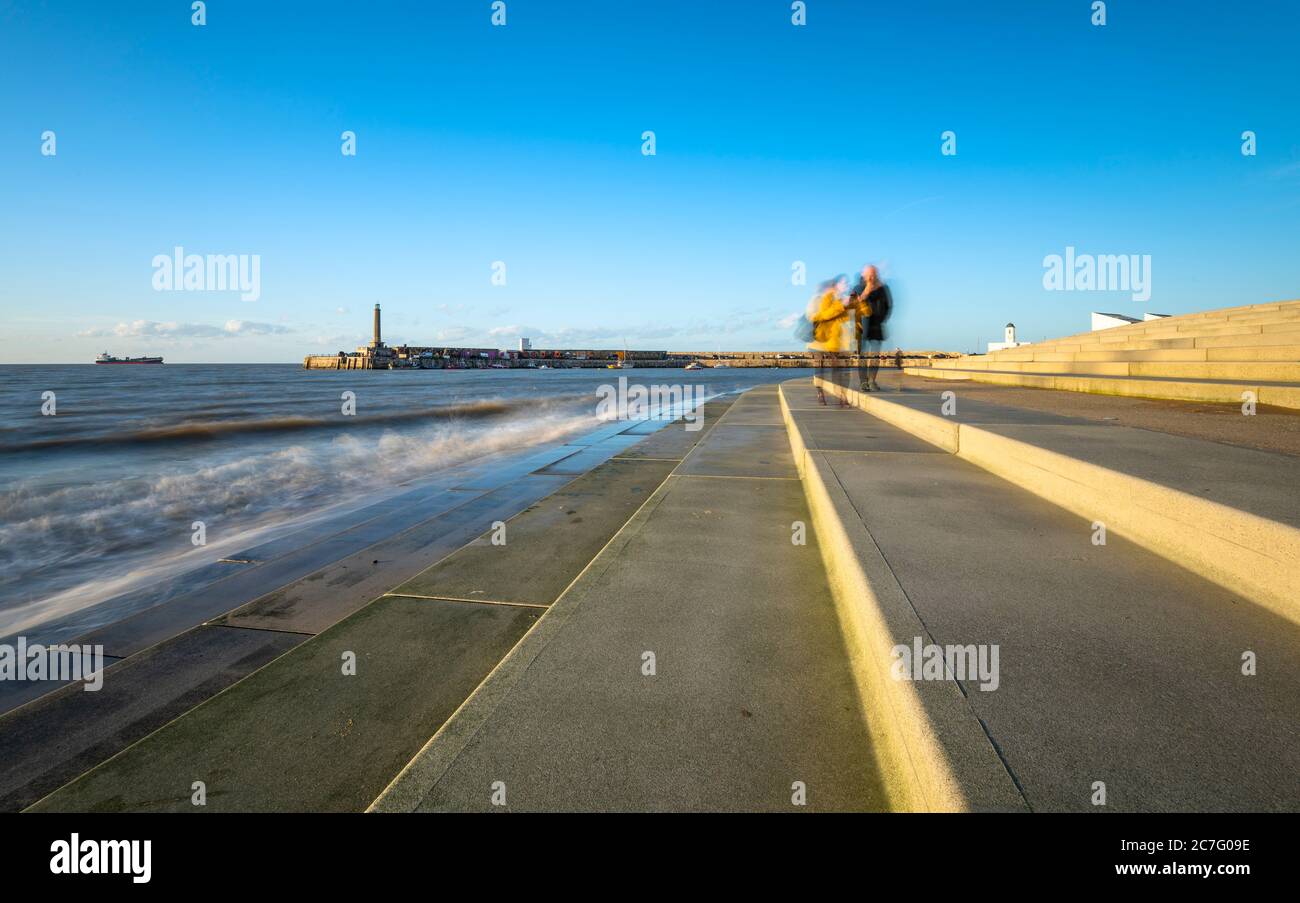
806,276,852,405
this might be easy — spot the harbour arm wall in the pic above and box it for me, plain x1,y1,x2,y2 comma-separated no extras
302,348,959,370
302,303,959,370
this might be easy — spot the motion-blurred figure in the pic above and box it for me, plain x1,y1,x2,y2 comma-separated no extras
851,265,893,391
805,276,852,405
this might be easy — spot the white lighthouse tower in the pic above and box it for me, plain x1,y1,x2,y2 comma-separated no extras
987,322,1028,353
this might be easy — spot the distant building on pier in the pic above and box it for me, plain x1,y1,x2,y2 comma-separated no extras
302,304,959,370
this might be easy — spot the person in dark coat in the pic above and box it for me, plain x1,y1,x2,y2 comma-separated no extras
851,265,893,391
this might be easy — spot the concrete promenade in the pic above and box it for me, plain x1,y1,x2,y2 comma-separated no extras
793,376,1300,811
5,416,704,811
374,385,886,812
871,372,1300,457
811,375,1300,623
25,389,887,813
9,376,1299,812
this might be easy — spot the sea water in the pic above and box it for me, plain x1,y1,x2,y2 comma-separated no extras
0,364,805,641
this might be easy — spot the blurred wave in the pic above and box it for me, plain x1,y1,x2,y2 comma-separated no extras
0,364,801,637
0,396,595,452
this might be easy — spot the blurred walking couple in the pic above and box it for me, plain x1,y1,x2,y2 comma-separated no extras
798,265,894,405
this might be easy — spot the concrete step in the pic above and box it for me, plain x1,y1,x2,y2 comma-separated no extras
1146,324,1270,340
1057,343,1296,362
1206,344,1300,361
373,387,892,813
1087,323,1300,350
977,309,1300,360
1121,337,1198,350
1092,330,1294,348
784,377,1300,811
1196,329,1300,348
909,365,1300,411
1044,349,1210,362
933,360,1300,380
945,361,1134,376
1129,361,1300,380
816,376,1300,621
1220,309,1300,325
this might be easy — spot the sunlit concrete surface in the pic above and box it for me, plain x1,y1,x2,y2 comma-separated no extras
785,377,1300,811
15,372,1298,813
816,376,1300,623
913,300,1300,410
377,387,887,812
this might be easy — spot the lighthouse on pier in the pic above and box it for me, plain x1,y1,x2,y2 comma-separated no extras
370,303,383,349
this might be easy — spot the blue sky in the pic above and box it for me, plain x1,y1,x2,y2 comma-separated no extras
1,0,1298,362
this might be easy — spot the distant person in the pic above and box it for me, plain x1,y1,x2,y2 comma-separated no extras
851,265,893,391
804,276,852,405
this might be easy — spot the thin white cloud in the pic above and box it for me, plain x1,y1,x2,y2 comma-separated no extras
78,319,292,339
223,319,292,336
477,313,799,348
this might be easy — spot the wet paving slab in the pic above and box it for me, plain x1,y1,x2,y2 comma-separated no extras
221,475,572,634
29,597,538,813
534,434,648,475
390,458,678,607
0,625,304,812
71,486,495,658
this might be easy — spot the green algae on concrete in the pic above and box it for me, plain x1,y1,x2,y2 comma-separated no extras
0,625,305,813
29,596,538,813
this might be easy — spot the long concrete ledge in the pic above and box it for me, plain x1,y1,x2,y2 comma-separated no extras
906,366,1300,411
777,383,1027,812
815,377,1300,625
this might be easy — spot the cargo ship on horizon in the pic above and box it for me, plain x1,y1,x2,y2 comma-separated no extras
95,352,164,365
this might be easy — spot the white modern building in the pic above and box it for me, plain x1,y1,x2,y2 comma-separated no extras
519,337,532,351
1092,311,1171,330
